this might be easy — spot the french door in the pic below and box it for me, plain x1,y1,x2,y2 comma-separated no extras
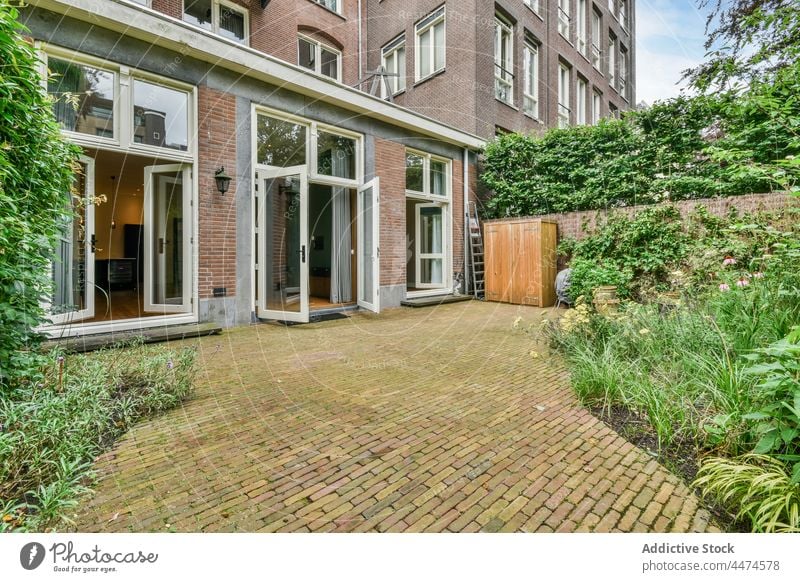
415,203,445,289
256,166,309,323
49,156,96,325
357,178,380,312
144,164,192,313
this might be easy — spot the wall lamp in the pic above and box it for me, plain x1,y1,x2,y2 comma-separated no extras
214,167,232,195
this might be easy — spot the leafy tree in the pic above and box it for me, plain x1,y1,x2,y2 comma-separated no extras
686,0,800,91
0,2,80,388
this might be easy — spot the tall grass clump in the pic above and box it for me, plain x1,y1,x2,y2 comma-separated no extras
546,208,800,531
0,340,197,532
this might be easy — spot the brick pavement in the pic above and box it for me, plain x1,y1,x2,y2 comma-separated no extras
74,301,717,532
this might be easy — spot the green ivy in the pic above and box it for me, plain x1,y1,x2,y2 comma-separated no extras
0,2,80,388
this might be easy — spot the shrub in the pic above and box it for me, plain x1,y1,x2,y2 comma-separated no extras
0,2,80,388
0,341,197,531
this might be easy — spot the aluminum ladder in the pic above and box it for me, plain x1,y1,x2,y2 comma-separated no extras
467,201,485,299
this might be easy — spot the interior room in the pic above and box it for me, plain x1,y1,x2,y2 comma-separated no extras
82,148,180,323
308,183,357,310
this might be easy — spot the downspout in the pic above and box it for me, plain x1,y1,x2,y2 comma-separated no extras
357,0,363,83
463,147,470,295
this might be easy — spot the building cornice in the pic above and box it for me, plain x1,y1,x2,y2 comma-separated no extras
30,0,485,150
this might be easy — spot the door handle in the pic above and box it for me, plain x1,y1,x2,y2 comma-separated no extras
300,245,306,263
90,234,97,253
159,237,165,254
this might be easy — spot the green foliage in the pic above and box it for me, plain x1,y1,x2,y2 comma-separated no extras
0,3,80,387
693,455,800,533
480,81,800,218
0,342,197,531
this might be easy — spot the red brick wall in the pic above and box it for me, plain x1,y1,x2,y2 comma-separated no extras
197,85,238,300
374,137,407,287
152,0,360,86
485,193,799,257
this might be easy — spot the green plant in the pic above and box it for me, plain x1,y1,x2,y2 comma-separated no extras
693,454,800,532
0,2,80,388
0,341,197,531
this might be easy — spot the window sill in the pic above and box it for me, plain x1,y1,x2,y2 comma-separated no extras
525,5,545,23
413,68,446,87
496,98,518,111
522,111,543,124
305,0,347,21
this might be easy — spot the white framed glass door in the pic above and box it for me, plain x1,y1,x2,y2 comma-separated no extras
49,156,96,325
357,178,380,312
257,166,309,323
144,164,192,313
415,203,445,289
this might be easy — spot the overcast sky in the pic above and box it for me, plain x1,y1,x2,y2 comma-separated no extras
635,0,709,105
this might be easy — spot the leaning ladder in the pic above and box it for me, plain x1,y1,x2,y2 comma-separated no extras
467,201,485,299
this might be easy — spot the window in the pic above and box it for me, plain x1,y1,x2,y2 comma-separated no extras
317,131,357,179
405,150,450,199
256,114,307,167
494,16,514,104
298,36,342,81
591,10,602,70
576,78,587,125
381,35,406,97
312,0,340,13
619,0,627,28
558,0,570,39
132,80,190,151
607,0,615,13
183,0,248,45
523,0,540,14
577,0,587,56
523,41,539,118
415,6,445,81
47,57,116,139
592,90,602,124
558,64,570,129
609,102,619,118
608,33,617,88
619,46,628,99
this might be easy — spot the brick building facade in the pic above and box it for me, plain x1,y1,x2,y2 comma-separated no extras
26,0,484,336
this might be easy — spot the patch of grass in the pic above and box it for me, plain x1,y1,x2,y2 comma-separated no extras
0,340,197,532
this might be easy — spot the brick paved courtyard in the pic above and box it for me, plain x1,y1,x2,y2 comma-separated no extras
75,301,717,532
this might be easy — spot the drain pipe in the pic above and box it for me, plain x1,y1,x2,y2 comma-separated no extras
463,147,469,296
357,0,363,82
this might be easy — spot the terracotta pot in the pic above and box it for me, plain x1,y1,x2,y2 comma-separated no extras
593,285,620,315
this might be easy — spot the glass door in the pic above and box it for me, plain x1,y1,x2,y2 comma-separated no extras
357,178,380,312
49,156,95,325
415,203,445,289
144,164,192,314
257,166,309,323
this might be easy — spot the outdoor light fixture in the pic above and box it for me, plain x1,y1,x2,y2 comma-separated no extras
214,167,232,195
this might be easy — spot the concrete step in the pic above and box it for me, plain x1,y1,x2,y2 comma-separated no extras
44,322,223,353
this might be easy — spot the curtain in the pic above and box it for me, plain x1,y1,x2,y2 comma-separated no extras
330,150,352,303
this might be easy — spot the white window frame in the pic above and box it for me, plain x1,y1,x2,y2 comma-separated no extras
523,41,539,119
608,34,617,89
405,148,452,296
523,0,540,15
619,0,628,28
42,45,195,161
494,15,514,105
381,34,406,98
182,0,250,46
558,64,570,129
577,0,587,57
576,77,587,125
415,6,446,82
298,34,343,82
312,0,341,14
619,46,628,100
591,10,602,71
592,89,602,124
558,0,570,40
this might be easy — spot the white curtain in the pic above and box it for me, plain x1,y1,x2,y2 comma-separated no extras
330,151,352,303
